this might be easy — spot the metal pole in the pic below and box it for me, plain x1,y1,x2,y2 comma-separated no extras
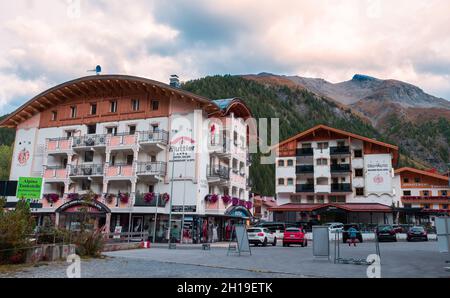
152,193,159,244
180,129,191,244
167,145,176,248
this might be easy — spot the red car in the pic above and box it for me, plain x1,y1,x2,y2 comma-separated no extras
283,227,308,247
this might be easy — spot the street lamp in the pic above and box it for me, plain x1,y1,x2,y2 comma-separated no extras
167,129,178,249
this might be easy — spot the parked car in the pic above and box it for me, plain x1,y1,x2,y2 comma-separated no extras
255,222,289,239
376,225,397,242
283,227,308,247
325,222,344,233
247,228,277,246
342,224,363,243
407,226,428,242
392,225,404,234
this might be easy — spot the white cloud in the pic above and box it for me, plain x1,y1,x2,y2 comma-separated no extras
1,0,450,113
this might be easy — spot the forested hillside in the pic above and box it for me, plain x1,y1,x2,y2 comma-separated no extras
182,75,423,196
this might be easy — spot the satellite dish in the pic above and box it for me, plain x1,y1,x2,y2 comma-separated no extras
87,65,102,75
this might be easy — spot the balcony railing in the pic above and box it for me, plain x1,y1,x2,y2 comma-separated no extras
330,164,351,173
108,133,137,147
207,165,230,180
70,164,105,177
296,184,315,193
47,137,72,152
73,135,107,148
106,164,134,178
134,193,167,207
139,130,169,145
330,146,350,155
136,162,167,176
296,165,314,174
331,183,352,192
401,196,450,202
44,166,68,180
296,148,314,157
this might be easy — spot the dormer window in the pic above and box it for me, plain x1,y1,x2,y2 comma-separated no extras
70,106,77,118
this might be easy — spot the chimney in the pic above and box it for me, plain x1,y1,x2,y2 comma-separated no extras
170,75,181,88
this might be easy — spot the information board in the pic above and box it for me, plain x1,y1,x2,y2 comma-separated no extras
312,226,330,258
436,217,450,253
16,177,43,200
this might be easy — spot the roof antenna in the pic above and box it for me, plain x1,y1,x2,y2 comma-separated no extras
87,65,102,75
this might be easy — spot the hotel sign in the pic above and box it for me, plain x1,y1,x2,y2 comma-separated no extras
364,154,393,194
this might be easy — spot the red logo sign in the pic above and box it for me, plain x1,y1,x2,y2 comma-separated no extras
18,148,30,166
373,175,384,184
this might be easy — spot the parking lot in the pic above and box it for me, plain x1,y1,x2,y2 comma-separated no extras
1,241,448,278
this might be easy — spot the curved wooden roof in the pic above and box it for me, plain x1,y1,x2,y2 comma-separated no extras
395,167,449,182
0,75,252,128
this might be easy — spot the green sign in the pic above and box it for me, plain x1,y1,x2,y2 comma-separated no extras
16,177,43,200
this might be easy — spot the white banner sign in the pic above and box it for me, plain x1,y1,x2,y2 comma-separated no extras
364,154,393,194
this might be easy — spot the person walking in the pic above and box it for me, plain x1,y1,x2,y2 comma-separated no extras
348,226,358,247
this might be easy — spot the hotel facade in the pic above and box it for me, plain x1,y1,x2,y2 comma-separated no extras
1,75,253,244
393,167,449,225
270,125,398,225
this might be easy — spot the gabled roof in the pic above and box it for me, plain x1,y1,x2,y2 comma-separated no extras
274,124,398,151
212,98,253,119
395,167,449,182
0,75,248,128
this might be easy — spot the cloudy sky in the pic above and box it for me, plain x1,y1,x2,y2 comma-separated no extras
1,0,450,114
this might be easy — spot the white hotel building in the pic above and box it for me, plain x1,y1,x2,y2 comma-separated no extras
1,75,253,243
271,125,399,225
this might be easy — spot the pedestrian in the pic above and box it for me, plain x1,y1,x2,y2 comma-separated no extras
348,226,358,247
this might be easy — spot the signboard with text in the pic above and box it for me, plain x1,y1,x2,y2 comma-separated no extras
364,154,393,194
16,177,43,200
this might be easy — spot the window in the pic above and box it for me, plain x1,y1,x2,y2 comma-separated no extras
152,124,160,132
234,132,238,146
422,190,430,196
354,150,363,158
110,155,116,166
278,178,285,185
148,185,155,193
287,178,294,186
317,158,328,166
131,99,140,111
278,160,285,167
356,188,365,196
84,151,94,163
81,180,91,191
355,169,364,177
152,100,159,111
423,204,430,209
129,125,136,135
90,103,97,115
287,160,294,167
87,124,96,135
414,177,420,183
403,177,409,183
443,204,449,210
66,130,75,138
404,204,412,208
127,155,134,166
403,191,411,196
70,106,77,118
441,190,448,196
317,142,329,150
51,111,57,121
110,101,118,113
107,127,118,136
337,141,345,147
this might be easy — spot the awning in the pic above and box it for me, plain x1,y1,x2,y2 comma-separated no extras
269,203,392,213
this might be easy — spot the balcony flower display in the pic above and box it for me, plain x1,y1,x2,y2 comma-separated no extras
44,193,60,204
67,193,79,201
144,192,155,203
162,193,170,203
246,201,253,210
105,193,116,204
119,192,130,204
232,197,240,206
239,199,246,207
222,195,232,205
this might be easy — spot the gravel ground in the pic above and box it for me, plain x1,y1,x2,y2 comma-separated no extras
1,241,448,278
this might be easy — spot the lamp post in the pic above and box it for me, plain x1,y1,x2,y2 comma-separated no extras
167,129,178,249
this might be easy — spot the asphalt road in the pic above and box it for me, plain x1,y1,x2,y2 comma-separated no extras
1,241,448,278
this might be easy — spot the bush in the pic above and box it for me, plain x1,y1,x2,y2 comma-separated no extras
0,198,35,265
73,229,105,258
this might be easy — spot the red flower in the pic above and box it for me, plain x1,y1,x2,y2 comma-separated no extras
144,193,155,203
